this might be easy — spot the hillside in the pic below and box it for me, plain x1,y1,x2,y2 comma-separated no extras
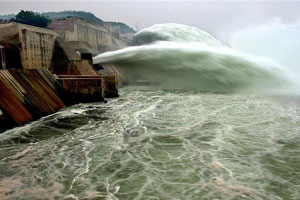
0,11,136,34
42,11,104,25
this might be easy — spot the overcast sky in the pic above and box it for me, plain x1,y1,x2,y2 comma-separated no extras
1,1,300,42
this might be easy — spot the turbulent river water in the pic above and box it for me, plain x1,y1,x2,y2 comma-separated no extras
1,23,300,199
1,87,300,199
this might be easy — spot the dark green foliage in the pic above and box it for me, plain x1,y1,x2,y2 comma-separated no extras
11,10,50,28
42,11,104,25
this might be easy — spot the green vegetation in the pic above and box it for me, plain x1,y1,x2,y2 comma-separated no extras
0,10,136,34
11,10,50,28
42,11,104,25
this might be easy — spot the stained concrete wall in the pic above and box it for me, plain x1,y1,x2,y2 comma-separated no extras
57,75,105,105
20,28,57,69
0,22,58,69
0,23,20,44
0,22,98,76
49,19,113,54
120,33,134,40
50,38,98,76
112,25,120,39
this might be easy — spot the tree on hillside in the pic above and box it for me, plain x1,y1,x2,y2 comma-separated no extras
11,10,50,28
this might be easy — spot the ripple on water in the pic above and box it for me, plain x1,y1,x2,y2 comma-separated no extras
0,88,300,199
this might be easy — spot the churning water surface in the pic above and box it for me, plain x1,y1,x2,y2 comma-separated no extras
1,23,300,200
1,88,300,200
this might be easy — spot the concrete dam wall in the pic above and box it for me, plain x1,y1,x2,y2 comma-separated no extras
0,22,58,69
49,18,127,54
0,22,119,132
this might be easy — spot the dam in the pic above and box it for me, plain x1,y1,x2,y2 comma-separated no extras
0,21,120,131
0,17,299,200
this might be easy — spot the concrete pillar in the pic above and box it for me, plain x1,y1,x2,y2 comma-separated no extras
104,22,112,33
0,45,6,69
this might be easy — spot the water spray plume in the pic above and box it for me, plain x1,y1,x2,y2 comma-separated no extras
94,23,294,94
